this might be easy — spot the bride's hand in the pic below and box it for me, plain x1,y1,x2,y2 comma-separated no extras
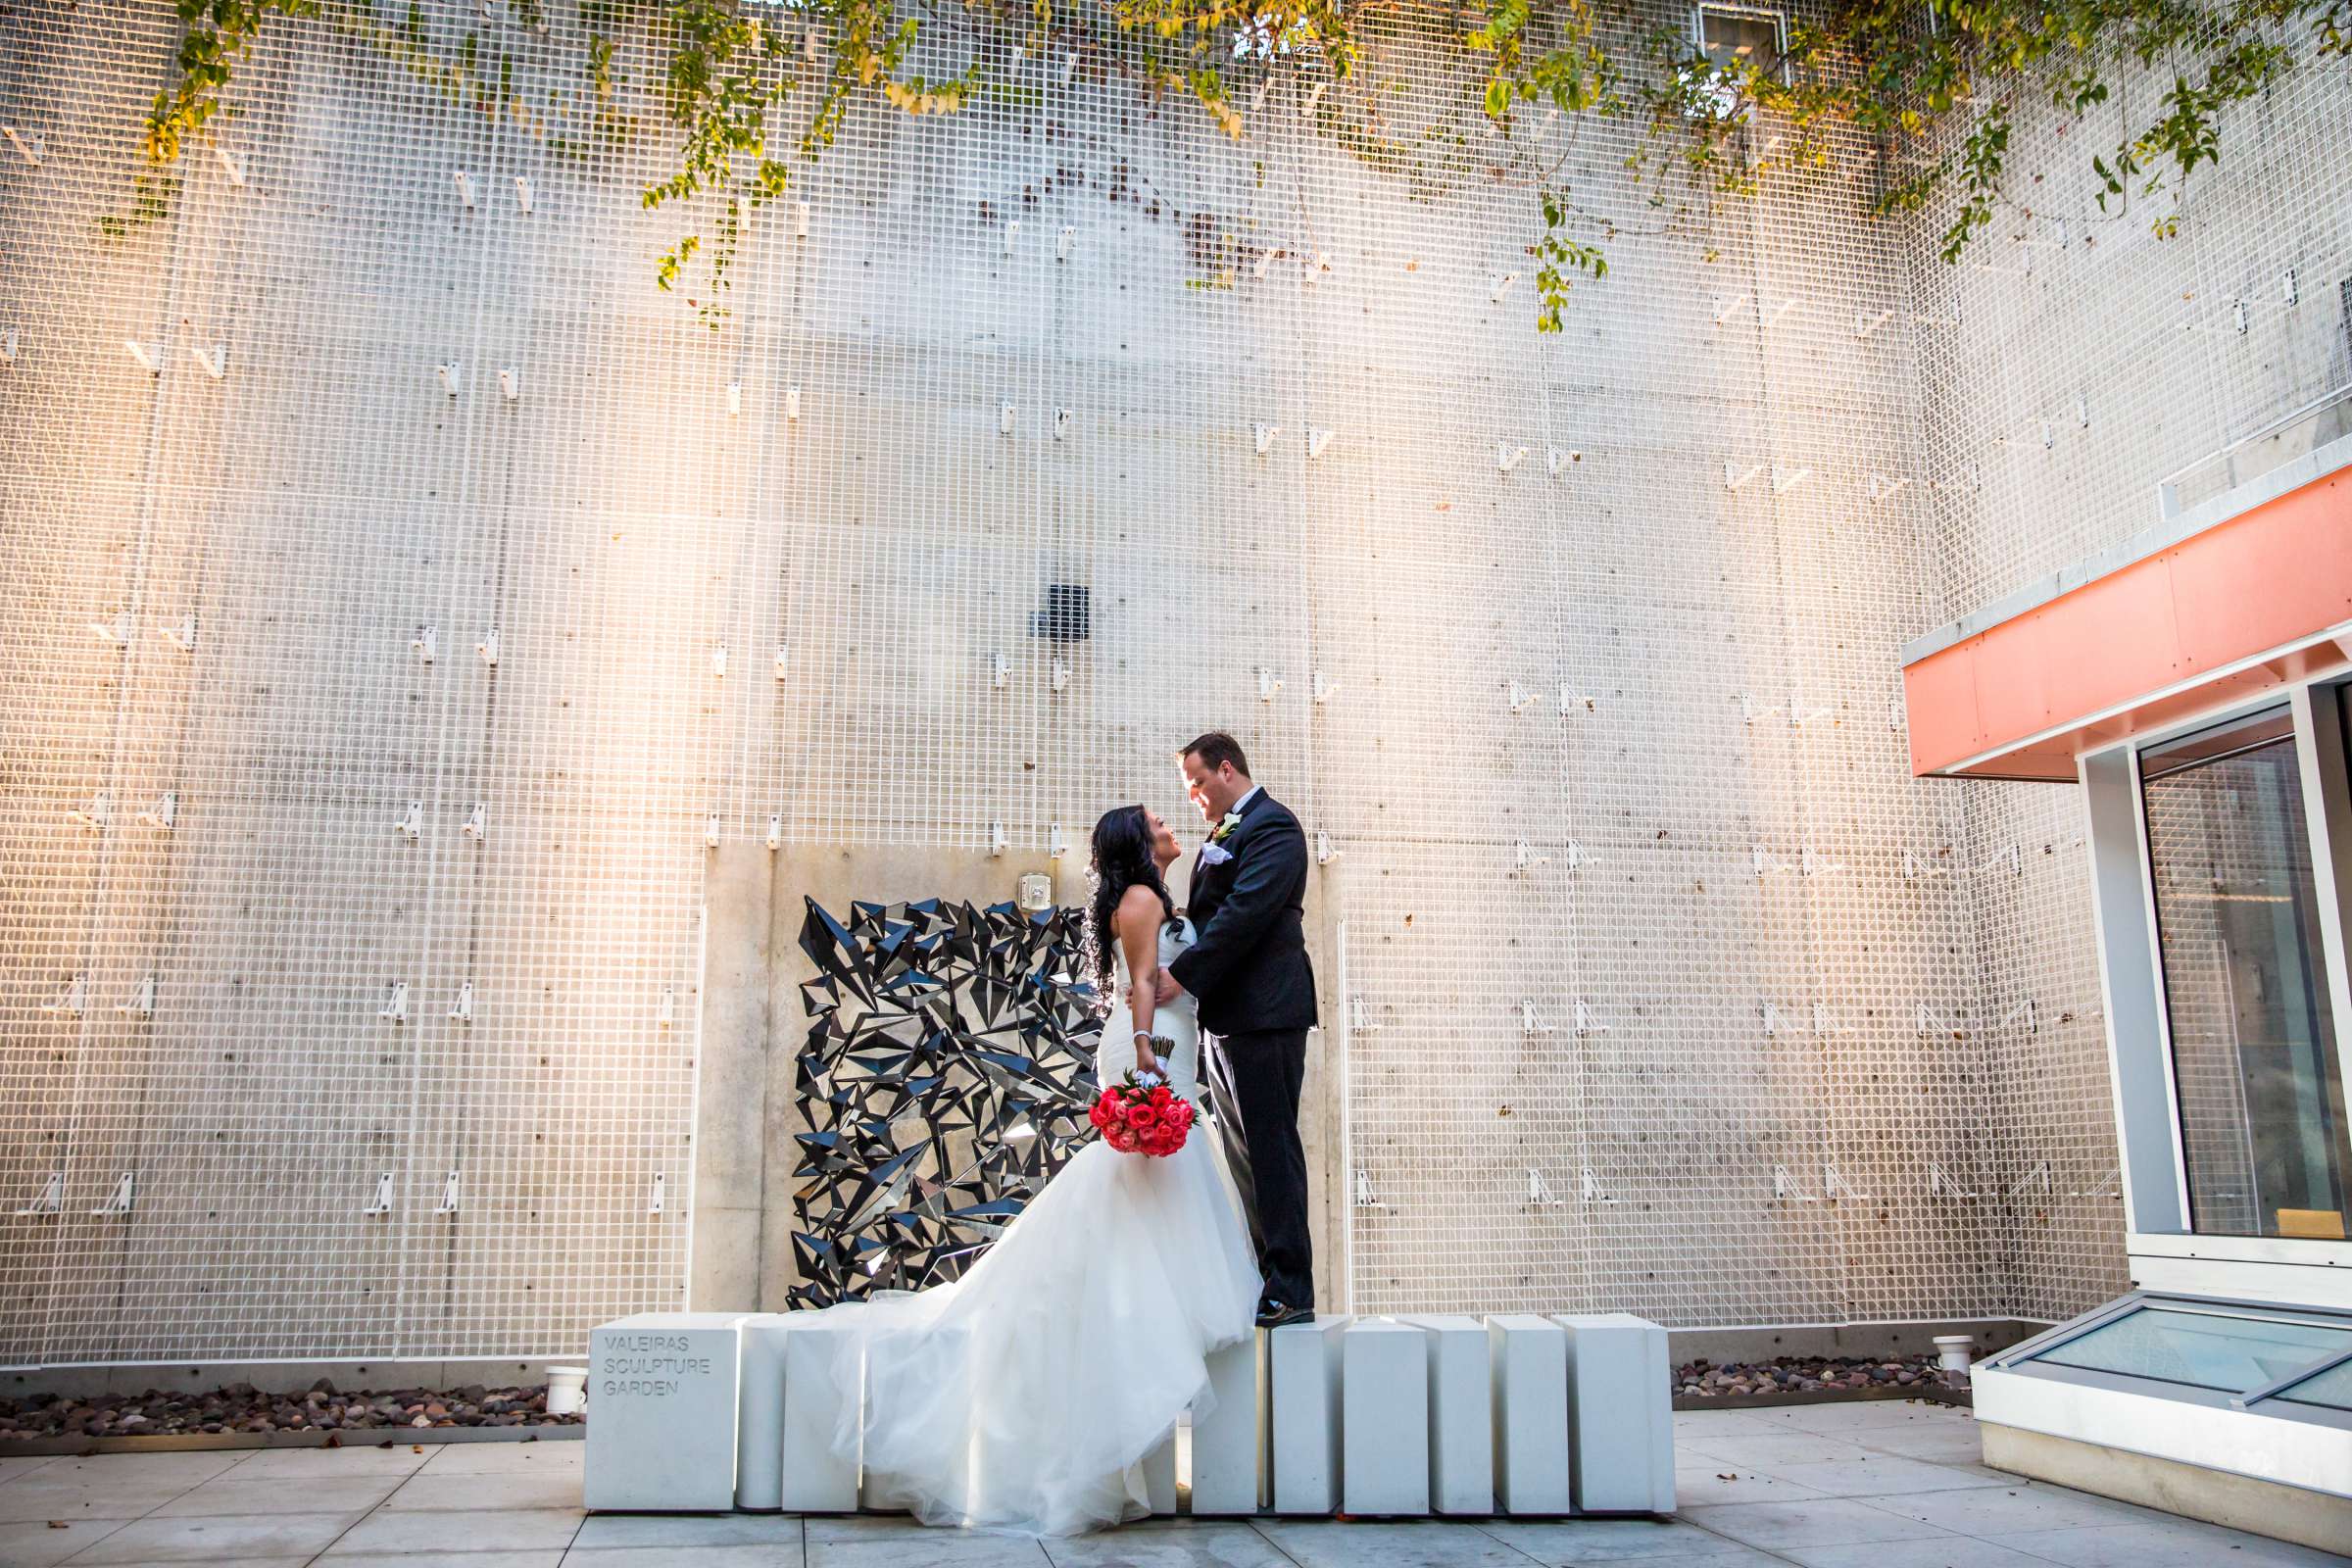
1134,1048,1161,1078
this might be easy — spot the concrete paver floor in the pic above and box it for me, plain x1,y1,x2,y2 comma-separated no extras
1,1401,2340,1568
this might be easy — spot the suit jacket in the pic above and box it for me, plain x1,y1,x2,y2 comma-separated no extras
1167,787,1318,1036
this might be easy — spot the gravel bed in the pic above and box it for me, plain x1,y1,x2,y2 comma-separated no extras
1677,1351,1965,1399
2,1356,1966,1442
0,1381,583,1442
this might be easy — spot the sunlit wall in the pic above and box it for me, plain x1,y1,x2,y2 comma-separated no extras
5,0,2343,1365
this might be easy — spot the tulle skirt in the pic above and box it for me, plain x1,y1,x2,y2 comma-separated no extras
805,1127,1261,1536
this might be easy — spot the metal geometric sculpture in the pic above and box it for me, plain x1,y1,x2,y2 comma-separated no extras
789,895,1103,1308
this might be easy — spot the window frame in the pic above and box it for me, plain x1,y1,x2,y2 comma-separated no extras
2082,671,2352,1300
1980,1289,2352,1437
1690,3,1789,76
1682,3,1790,120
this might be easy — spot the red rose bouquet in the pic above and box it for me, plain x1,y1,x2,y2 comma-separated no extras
1089,1064,1198,1157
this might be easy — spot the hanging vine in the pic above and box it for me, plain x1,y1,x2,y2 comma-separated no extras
108,0,2352,331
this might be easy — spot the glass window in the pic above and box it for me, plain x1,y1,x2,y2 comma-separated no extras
1696,6,1786,77
2142,708,2352,1240
2034,1305,2352,1394
2268,1353,2352,1413
1682,5,1788,118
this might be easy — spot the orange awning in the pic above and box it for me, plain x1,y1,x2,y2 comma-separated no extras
1902,463,2352,781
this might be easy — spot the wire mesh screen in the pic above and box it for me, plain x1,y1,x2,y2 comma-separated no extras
1896,35,2352,1319
2,0,2347,1363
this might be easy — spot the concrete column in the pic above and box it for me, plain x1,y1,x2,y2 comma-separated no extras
1304,858,1347,1315
688,843,775,1312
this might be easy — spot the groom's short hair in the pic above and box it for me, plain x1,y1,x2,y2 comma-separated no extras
1181,731,1250,778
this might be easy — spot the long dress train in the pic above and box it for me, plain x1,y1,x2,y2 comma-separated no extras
805,915,1261,1536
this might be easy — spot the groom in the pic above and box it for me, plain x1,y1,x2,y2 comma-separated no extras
1158,731,1317,1328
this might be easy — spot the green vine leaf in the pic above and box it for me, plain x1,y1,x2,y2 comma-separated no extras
112,0,2352,329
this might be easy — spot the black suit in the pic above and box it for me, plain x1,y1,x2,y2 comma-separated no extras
1167,787,1317,1311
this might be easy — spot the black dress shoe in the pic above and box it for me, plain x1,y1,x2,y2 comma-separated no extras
1255,1301,1315,1329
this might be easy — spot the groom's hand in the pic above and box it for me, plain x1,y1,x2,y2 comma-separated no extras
1154,972,1183,1005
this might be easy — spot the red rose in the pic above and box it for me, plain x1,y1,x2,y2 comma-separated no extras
1125,1102,1159,1131
1150,1086,1173,1107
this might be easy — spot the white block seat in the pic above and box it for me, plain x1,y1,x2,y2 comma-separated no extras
1141,1428,1178,1516
1553,1312,1675,1514
1486,1313,1572,1515
589,1306,1672,1521
1191,1332,1266,1515
780,1315,862,1512
584,1312,751,1513
1270,1315,1350,1514
1399,1313,1494,1515
736,1314,791,1511
1342,1318,1431,1515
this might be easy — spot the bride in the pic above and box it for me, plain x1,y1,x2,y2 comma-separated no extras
808,804,1262,1536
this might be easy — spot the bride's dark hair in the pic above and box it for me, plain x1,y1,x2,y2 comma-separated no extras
1089,805,1176,983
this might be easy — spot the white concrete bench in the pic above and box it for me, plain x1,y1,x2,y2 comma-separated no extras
583,1312,751,1513
1342,1318,1428,1514
1189,1333,1265,1514
1399,1314,1494,1514
1271,1314,1348,1513
584,1308,1674,1519
1488,1313,1574,1513
1556,1312,1676,1513
733,1313,861,1512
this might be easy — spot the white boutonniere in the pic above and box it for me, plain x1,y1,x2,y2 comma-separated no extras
1209,811,1243,844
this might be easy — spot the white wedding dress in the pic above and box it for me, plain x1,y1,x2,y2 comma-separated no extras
807,915,1262,1535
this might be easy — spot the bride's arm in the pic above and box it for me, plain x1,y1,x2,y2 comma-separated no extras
1115,885,1164,1076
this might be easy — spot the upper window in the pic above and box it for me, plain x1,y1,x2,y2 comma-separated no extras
1694,4,1786,73
1684,5,1788,119
2142,707,2352,1241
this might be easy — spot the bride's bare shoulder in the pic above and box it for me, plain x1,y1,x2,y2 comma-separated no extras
1109,883,1163,935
